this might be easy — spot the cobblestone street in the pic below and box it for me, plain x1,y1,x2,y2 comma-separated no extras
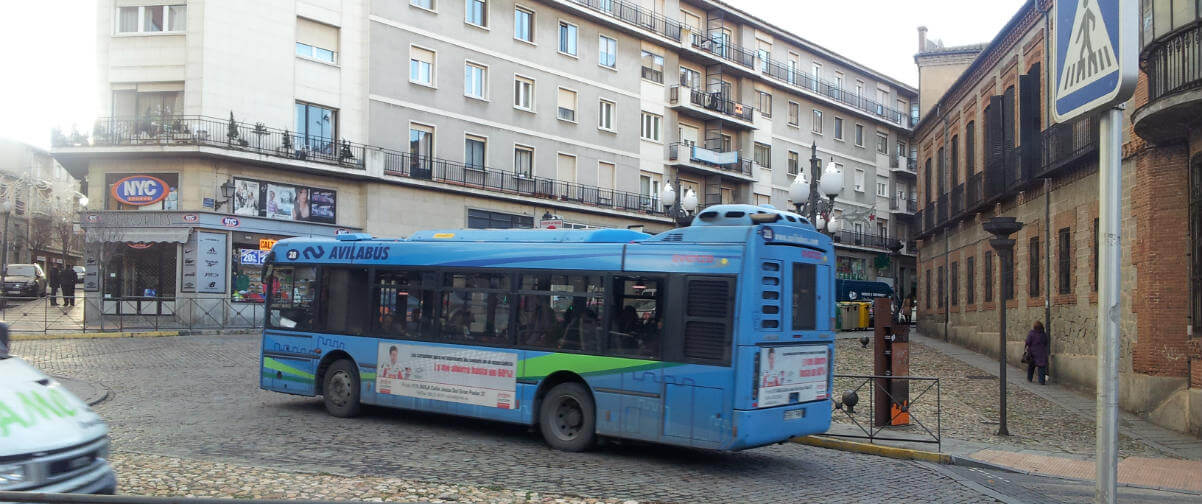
13,333,1008,503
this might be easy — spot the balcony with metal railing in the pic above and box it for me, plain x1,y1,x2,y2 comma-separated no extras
951,183,964,217
889,197,918,214
1134,21,1202,142
966,171,983,212
936,193,949,224
687,32,756,69
758,56,911,127
667,142,755,180
563,0,683,42
382,151,665,215
891,156,918,175
1037,113,1099,180
831,230,901,251
668,85,756,128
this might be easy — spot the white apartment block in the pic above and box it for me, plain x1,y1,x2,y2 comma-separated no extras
52,0,919,315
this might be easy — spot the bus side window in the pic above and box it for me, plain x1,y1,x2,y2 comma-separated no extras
609,277,663,358
373,270,427,339
267,266,318,330
517,274,604,353
439,272,512,344
323,267,369,335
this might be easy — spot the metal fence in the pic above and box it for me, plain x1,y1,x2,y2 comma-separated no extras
828,374,942,450
0,295,264,333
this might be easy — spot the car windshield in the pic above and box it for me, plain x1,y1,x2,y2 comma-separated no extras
5,265,36,277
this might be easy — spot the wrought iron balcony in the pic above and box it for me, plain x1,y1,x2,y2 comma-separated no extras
889,197,918,213
383,151,665,215
565,0,682,42
831,230,901,251
1038,113,1099,179
1142,21,1202,105
669,85,756,124
79,115,366,169
758,57,910,127
936,194,949,224
966,171,983,211
689,32,756,69
923,204,935,231
668,142,753,177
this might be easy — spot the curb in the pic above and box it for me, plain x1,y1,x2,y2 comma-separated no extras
11,329,259,341
792,435,952,464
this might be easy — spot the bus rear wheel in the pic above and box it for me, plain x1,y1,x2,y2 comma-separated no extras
323,359,361,418
539,382,596,452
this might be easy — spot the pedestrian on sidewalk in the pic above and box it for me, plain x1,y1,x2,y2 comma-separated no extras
61,266,77,307
1025,320,1050,385
47,264,61,306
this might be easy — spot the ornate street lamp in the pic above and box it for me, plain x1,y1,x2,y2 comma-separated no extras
983,215,1023,436
661,181,697,227
789,154,843,234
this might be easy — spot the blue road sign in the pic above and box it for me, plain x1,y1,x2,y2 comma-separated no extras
1053,0,1137,121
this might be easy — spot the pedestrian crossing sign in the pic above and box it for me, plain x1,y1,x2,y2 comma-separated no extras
1053,0,1138,121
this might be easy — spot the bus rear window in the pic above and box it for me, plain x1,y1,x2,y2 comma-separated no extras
268,266,318,330
792,263,816,330
609,277,662,358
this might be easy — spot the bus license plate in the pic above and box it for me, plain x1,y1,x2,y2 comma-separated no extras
784,408,805,421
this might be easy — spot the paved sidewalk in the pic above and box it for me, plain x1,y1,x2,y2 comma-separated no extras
828,328,1202,494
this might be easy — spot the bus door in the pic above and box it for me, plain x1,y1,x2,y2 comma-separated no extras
662,274,735,447
609,275,664,441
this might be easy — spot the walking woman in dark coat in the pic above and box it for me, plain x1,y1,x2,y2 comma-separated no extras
1025,321,1050,385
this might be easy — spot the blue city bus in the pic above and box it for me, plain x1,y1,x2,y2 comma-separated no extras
259,204,835,451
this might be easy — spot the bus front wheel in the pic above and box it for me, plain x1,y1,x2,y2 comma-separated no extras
539,382,596,452
323,359,361,418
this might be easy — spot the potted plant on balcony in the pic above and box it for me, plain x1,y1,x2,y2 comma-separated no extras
171,119,193,143
281,129,293,157
338,139,356,165
252,122,269,152
227,112,249,147
49,127,68,147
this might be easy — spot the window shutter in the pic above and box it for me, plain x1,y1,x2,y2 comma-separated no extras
297,17,339,52
1019,64,1042,180
985,95,1004,197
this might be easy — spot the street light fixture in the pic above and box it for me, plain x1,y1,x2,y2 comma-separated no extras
982,215,1023,437
661,182,698,227
788,148,844,234
213,179,236,212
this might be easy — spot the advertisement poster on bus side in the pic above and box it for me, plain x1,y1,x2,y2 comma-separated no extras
758,346,829,407
376,343,517,409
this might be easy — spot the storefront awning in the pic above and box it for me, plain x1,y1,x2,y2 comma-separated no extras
85,227,191,244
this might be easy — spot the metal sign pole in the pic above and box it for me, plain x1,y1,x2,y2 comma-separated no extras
1095,106,1123,504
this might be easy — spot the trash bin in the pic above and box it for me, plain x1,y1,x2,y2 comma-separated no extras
835,302,844,330
856,302,871,329
839,303,861,330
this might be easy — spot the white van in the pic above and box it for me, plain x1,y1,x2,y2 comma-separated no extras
0,324,116,494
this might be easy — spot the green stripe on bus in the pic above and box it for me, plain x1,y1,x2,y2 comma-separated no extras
263,357,316,380
360,372,376,381
519,353,680,380
261,370,314,384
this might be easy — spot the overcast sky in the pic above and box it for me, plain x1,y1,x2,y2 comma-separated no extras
0,0,1027,150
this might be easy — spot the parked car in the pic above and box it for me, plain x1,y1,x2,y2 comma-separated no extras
73,266,86,284
2,264,47,298
0,323,117,494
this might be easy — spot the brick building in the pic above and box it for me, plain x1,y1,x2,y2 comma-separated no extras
913,0,1201,436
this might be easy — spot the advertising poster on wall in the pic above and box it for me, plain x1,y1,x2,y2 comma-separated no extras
292,187,311,221
266,184,295,220
309,189,336,224
376,343,518,409
757,346,829,407
233,179,260,216
181,232,198,292
196,232,228,293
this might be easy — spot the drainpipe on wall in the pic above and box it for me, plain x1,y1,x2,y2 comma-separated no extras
943,111,951,342
1045,178,1052,348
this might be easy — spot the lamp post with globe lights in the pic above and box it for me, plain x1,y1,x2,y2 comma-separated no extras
661,181,699,227
788,143,843,234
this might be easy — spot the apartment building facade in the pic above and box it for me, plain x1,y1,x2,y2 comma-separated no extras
0,139,86,271
52,0,919,322
914,0,1201,436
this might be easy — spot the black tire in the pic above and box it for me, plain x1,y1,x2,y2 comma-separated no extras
322,359,361,418
538,382,596,452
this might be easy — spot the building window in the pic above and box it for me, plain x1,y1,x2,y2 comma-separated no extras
598,100,615,130
951,261,959,306
598,35,617,68
465,0,488,27
787,151,799,175
116,5,186,34
409,123,434,173
926,268,932,309
111,87,182,122
810,62,821,92
854,169,865,192
1058,228,1072,295
295,102,337,154
937,266,945,308
597,161,615,189
514,76,534,110
754,142,771,168
984,251,994,302
410,46,435,86
877,133,889,154
641,50,664,83
640,173,661,209
966,255,976,305
411,0,435,9
812,110,823,133
1092,217,1099,291
876,179,888,197
556,153,577,182
514,145,534,176
897,139,907,159
834,117,844,140
966,121,976,173
464,62,487,99
557,88,577,122
295,18,338,64
1029,237,1040,297
640,112,662,141
558,21,577,55
680,66,702,89
464,135,486,170
757,46,771,73
514,6,533,42
758,91,772,117
788,101,800,126
855,124,865,147
467,209,534,229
